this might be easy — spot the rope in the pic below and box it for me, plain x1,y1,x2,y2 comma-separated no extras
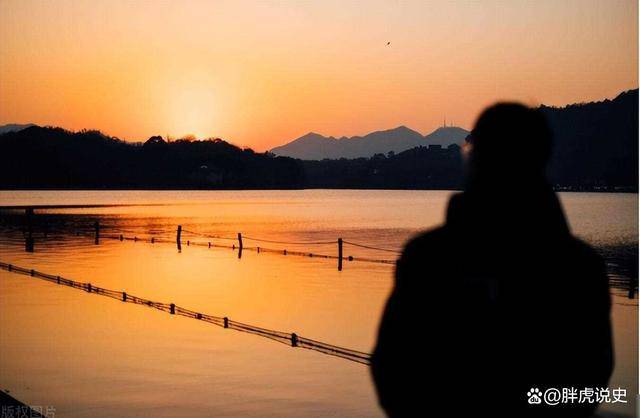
96,233,397,266
181,229,238,241
242,236,337,245
349,256,396,265
5,222,401,266
342,240,401,254
0,261,372,366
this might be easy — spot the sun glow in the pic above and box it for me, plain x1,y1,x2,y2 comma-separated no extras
170,91,217,140
166,77,219,140
0,0,637,150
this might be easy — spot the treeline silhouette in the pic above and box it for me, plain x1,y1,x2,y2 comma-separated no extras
0,89,636,190
301,145,463,189
543,89,638,189
0,128,304,189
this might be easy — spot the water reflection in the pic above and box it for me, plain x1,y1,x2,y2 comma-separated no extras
0,190,637,417
0,204,636,295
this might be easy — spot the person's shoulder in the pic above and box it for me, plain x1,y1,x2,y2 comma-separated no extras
400,226,450,260
394,227,453,286
566,235,604,262
563,235,606,274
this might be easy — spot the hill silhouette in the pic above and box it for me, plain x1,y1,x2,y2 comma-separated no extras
271,125,468,159
542,89,638,189
301,144,464,189
301,89,636,190
0,127,303,189
0,89,636,190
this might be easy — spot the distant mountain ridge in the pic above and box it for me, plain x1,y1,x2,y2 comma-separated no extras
271,125,469,160
0,123,36,135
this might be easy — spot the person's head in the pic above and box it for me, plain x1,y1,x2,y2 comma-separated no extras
464,103,552,189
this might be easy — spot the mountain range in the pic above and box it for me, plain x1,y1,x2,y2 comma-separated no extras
271,126,469,160
0,123,35,135
0,88,636,190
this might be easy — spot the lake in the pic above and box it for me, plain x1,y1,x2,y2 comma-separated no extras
0,190,637,417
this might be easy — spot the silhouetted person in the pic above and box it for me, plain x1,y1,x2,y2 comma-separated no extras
372,104,613,417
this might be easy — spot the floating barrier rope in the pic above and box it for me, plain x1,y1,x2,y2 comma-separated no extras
343,240,402,254
4,209,403,267
181,229,238,241
99,232,398,266
85,224,400,267
5,216,637,291
0,261,372,365
99,233,397,266
242,235,337,245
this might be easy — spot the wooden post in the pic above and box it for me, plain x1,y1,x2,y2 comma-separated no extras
170,303,175,314
338,238,343,271
87,283,92,293
291,333,299,347
224,317,229,328
237,233,243,259
176,225,182,251
122,292,127,302
94,221,100,245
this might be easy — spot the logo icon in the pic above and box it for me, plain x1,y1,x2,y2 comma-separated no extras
527,388,542,404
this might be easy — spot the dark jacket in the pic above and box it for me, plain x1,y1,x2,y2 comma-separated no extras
371,189,613,417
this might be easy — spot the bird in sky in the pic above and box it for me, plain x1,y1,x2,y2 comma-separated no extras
386,41,391,46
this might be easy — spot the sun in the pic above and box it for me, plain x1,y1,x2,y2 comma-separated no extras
168,82,218,139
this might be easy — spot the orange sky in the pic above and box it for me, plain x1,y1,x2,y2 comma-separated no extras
0,0,637,151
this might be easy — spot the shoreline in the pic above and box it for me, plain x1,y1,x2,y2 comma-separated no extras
0,188,636,194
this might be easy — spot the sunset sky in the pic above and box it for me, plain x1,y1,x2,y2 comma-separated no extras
0,0,637,151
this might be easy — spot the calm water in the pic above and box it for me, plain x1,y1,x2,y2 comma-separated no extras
0,190,637,417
